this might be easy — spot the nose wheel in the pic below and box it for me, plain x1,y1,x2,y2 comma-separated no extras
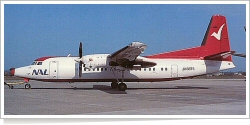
23,78,31,89
24,83,31,89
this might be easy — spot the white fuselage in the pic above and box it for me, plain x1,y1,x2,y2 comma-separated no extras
14,54,235,82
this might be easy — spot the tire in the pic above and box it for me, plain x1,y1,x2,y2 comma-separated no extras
25,84,31,89
111,81,118,89
118,82,127,91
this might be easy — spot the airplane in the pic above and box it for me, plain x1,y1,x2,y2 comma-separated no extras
8,15,245,91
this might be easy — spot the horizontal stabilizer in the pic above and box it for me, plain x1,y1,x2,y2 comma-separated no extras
232,53,246,58
204,51,235,60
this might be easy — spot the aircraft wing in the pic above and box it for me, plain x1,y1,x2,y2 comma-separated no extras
108,42,155,68
109,42,147,61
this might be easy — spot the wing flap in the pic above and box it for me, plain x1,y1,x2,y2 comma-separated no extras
232,53,246,58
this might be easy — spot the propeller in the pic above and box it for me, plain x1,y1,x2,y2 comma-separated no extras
79,42,83,77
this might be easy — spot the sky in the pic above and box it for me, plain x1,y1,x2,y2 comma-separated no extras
2,2,247,72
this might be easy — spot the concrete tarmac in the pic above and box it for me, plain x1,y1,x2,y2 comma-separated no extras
4,79,246,116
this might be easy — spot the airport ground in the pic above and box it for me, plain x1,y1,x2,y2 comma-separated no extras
3,77,246,117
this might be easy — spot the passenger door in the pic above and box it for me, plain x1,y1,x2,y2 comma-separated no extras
50,61,58,79
171,65,178,78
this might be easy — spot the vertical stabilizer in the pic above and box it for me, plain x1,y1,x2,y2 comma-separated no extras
200,15,233,61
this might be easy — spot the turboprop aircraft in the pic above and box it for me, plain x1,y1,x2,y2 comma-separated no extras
8,15,245,91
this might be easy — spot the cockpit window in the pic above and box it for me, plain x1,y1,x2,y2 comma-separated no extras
31,61,42,65
37,62,43,65
31,62,37,65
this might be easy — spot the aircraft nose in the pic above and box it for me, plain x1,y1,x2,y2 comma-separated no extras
10,68,15,76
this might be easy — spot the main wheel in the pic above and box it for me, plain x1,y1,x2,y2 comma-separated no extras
118,82,127,91
111,81,118,89
25,84,31,89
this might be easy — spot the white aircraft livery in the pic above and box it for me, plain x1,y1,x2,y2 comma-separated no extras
9,15,243,91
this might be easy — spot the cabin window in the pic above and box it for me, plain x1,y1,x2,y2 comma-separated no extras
165,68,168,71
149,68,151,71
144,68,146,71
97,68,99,71
105,68,107,71
161,68,163,71
153,68,155,71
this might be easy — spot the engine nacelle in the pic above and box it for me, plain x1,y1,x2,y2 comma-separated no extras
108,58,156,69
134,59,156,68
130,65,142,70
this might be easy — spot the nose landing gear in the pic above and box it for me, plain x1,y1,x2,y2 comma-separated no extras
24,78,31,89
24,83,31,89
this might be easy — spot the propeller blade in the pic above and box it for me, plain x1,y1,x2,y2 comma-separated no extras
79,61,82,77
78,42,83,77
79,42,82,58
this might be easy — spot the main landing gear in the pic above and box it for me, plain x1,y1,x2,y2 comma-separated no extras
111,81,127,91
111,69,127,91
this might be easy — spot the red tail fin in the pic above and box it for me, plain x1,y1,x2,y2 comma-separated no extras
200,15,232,61
146,15,233,61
